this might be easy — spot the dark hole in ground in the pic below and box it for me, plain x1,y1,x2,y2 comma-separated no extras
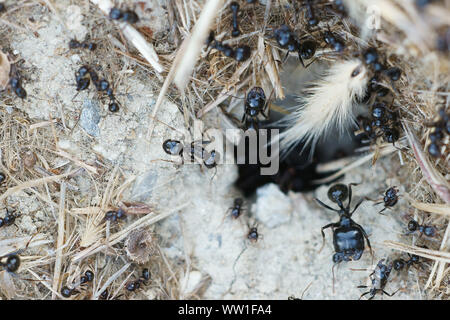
234,121,362,197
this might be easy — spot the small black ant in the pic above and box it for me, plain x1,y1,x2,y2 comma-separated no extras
426,107,449,158
375,187,399,214
0,3,5,13
0,172,5,184
242,87,268,130
392,254,420,271
316,183,372,264
304,0,318,27
104,209,127,222
0,208,18,228
247,225,260,242
61,270,94,298
100,289,109,300
75,65,90,91
230,198,244,219
230,2,240,37
323,28,345,53
69,39,97,51
109,7,139,24
126,268,150,292
9,76,27,99
358,259,398,300
207,31,251,62
407,219,437,238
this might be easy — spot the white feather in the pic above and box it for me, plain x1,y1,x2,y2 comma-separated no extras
277,59,369,156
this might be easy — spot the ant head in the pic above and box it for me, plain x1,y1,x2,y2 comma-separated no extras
407,219,418,232
327,184,348,206
234,198,243,206
6,254,20,272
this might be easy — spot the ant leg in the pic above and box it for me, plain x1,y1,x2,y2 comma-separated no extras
282,50,290,63
350,199,364,216
378,207,387,215
319,223,337,253
303,57,318,68
315,198,340,213
382,288,399,297
359,291,370,300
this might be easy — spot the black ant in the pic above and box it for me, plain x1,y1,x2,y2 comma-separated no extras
304,0,318,27
100,289,109,300
109,7,139,24
0,172,5,184
392,254,420,271
425,107,449,158
162,138,218,170
9,76,27,99
323,28,345,53
375,186,399,214
358,259,398,300
407,219,437,238
75,65,90,91
206,31,251,62
0,254,20,273
230,198,244,219
273,24,316,66
0,3,5,13
247,225,260,242
230,2,240,37
61,270,94,298
316,183,372,264
69,39,97,51
104,209,127,222
242,87,268,130
0,208,18,228
126,268,150,292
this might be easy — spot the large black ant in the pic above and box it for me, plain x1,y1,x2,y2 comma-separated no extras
230,2,240,37
109,7,139,24
316,183,372,264
242,87,268,130
126,268,150,292
407,219,437,238
358,259,398,300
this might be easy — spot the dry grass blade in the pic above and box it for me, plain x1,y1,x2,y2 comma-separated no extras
410,201,450,217
72,202,189,262
93,262,131,300
312,142,400,184
0,49,10,89
173,0,223,89
51,181,66,300
384,241,450,264
89,0,164,73
0,167,81,202
403,122,450,203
